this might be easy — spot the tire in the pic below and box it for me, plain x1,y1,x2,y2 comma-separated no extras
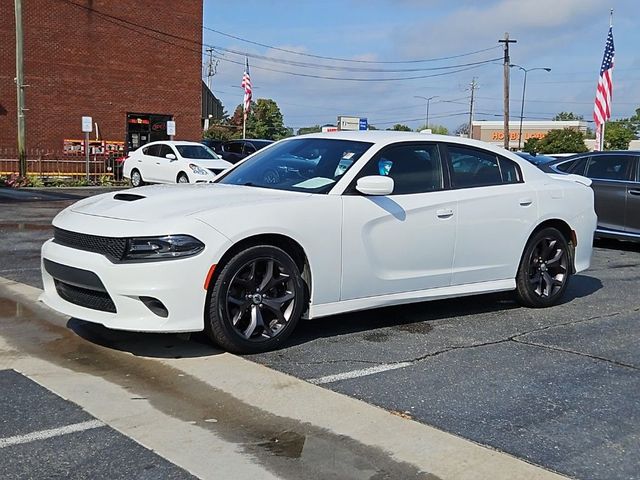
515,227,571,308
130,169,144,187
177,172,189,184
206,245,305,354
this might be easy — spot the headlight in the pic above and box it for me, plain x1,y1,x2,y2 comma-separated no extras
189,163,209,175
123,235,204,261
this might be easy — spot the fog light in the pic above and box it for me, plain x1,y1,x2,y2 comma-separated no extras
139,296,168,318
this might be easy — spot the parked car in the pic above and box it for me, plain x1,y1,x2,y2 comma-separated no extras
540,151,639,241
200,139,224,155
515,152,557,167
220,139,274,164
123,141,233,187
41,132,596,353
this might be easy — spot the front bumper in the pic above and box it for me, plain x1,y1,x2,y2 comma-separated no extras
40,235,228,333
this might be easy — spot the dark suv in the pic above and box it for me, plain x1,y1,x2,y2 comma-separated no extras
541,151,640,241
220,139,274,164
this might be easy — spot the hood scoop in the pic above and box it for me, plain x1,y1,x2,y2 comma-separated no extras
113,193,146,202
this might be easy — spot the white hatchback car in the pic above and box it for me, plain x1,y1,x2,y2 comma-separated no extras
42,132,596,353
123,141,233,186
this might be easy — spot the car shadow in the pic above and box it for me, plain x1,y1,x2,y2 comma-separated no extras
66,274,602,357
594,237,640,253
66,318,224,359
279,273,603,350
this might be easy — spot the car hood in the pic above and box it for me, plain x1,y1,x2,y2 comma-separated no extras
190,158,233,170
69,184,310,222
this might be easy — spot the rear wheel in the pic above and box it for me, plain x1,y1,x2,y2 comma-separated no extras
206,245,305,353
515,227,571,307
177,172,189,184
130,169,144,187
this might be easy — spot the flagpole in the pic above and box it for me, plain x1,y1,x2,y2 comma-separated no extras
600,9,613,151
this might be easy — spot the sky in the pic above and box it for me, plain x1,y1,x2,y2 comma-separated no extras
202,0,640,133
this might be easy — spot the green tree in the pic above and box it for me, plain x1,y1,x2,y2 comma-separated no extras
298,125,322,135
604,120,634,150
229,99,289,140
417,124,449,135
203,122,236,141
534,129,588,154
367,125,378,130
553,112,584,121
523,137,540,154
387,124,412,131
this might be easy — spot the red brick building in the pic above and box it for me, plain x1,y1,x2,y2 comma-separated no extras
0,0,203,158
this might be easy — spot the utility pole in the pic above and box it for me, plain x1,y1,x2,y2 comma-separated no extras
499,33,516,150
14,0,27,177
205,48,218,92
468,78,478,139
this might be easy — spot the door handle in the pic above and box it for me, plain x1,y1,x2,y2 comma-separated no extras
155,162,160,165
629,189,640,196
519,197,533,206
436,208,454,218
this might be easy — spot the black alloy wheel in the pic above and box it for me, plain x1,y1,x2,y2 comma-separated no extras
206,245,305,353
515,227,571,307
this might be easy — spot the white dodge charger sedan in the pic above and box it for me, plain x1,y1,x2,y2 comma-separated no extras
122,141,233,186
41,132,596,353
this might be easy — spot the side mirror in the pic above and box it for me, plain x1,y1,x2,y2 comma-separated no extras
165,153,176,160
356,175,394,196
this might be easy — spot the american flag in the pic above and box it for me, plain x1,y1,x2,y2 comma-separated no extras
241,58,252,120
593,26,615,148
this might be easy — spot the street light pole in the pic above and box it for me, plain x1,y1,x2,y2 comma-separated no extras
510,64,551,150
414,95,438,130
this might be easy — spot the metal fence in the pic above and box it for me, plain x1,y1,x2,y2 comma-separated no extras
0,148,120,180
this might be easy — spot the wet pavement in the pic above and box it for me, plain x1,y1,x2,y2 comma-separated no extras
1,187,639,479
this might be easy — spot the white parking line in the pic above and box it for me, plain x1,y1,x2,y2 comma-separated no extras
308,362,413,385
0,420,105,448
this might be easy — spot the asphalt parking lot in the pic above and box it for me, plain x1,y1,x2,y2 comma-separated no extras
0,369,194,479
1,186,639,480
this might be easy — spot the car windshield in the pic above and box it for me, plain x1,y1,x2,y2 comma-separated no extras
217,138,373,193
176,145,220,159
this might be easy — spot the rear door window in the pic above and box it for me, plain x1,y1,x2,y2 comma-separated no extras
585,155,635,181
447,145,521,188
145,144,161,157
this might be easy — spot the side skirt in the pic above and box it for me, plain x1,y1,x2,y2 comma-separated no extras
308,279,515,319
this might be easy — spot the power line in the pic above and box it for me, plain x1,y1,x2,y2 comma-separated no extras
211,45,501,73
211,52,500,82
204,27,501,64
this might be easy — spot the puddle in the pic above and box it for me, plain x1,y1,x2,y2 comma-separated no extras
362,331,391,343
0,292,433,480
0,297,37,319
394,322,433,335
259,430,306,458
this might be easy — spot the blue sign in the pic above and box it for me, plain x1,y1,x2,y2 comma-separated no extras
359,118,368,130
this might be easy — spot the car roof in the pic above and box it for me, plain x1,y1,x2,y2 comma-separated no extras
145,141,206,147
294,131,526,157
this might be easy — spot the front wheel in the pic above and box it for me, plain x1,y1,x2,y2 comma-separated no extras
206,246,305,353
177,172,189,184
515,227,571,308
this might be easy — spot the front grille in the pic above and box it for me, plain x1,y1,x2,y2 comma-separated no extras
54,227,127,261
54,280,117,313
208,168,224,175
